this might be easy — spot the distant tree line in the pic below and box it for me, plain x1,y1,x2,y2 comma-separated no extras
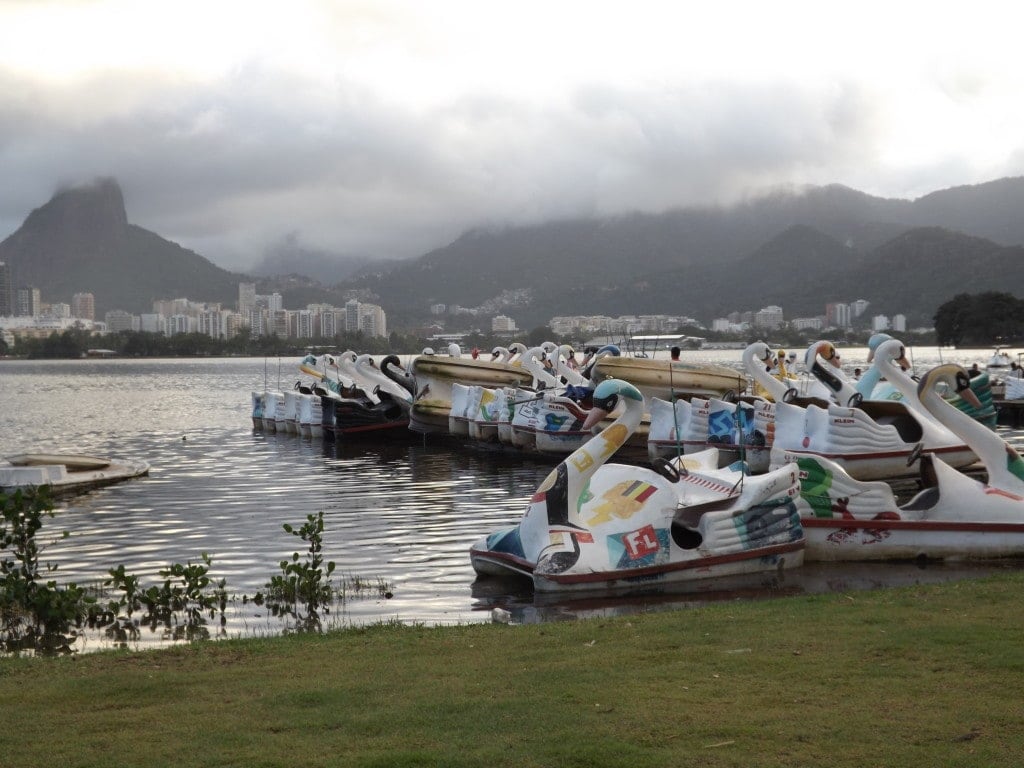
9,329,432,360
4,315,962,361
934,292,1024,347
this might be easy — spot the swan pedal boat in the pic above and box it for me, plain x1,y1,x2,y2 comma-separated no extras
742,341,980,482
793,357,1024,561
469,379,804,593
1,454,150,496
298,353,414,438
795,452,1024,561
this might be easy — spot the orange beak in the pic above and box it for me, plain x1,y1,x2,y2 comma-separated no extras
582,406,610,432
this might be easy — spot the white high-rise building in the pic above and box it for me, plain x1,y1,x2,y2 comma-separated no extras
105,309,137,332
492,315,517,332
345,299,361,332
754,305,784,329
359,303,387,337
139,313,167,334
238,282,256,315
295,310,315,339
16,286,41,317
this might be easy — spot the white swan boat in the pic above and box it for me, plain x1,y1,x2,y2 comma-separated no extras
852,334,998,428
298,353,411,437
469,378,804,592
646,393,774,474
792,359,1024,561
765,341,979,481
1,454,150,496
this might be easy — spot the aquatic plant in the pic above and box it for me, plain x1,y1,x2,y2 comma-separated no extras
0,488,95,654
1,493,394,654
104,554,229,644
263,511,336,631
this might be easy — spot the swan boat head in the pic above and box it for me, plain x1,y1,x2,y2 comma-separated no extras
742,342,786,401
803,340,861,406
916,362,1024,493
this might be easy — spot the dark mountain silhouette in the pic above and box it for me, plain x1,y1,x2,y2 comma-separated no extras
2,175,1024,329
345,178,1024,328
0,178,247,316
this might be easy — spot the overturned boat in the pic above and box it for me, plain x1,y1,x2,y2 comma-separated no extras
1,454,150,497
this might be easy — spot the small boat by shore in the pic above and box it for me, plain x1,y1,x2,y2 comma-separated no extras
469,379,804,592
1,453,150,496
792,359,1024,561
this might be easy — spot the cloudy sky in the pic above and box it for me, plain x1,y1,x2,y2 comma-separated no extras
2,0,1023,271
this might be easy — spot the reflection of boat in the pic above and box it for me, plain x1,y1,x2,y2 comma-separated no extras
1,454,150,496
469,379,804,592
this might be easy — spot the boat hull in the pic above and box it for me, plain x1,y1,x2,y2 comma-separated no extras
803,518,1024,561
1,455,150,497
590,357,745,401
471,541,804,592
410,356,534,435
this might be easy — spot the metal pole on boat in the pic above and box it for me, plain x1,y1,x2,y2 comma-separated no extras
668,354,683,461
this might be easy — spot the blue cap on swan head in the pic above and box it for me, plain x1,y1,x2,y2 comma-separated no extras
592,378,643,404
867,333,893,352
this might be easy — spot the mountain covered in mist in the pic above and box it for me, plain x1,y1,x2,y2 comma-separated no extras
0,179,246,315
2,176,1024,327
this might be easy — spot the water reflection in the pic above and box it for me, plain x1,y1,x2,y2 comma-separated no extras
470,559,1024,625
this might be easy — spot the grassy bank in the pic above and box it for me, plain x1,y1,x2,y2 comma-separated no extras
2,574,1023,767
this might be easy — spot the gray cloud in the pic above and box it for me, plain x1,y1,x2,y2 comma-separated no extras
0,57,1019,274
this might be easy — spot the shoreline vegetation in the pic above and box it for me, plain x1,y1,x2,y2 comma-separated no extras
0,325,946,361
1,573,1023,766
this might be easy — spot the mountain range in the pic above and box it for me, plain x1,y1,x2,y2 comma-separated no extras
2,176,1024,329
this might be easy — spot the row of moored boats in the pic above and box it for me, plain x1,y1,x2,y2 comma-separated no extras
251,335,1024,594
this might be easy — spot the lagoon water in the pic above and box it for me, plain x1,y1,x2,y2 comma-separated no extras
1,346,1021,651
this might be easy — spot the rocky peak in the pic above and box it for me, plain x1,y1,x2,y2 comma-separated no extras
22,177,129,240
